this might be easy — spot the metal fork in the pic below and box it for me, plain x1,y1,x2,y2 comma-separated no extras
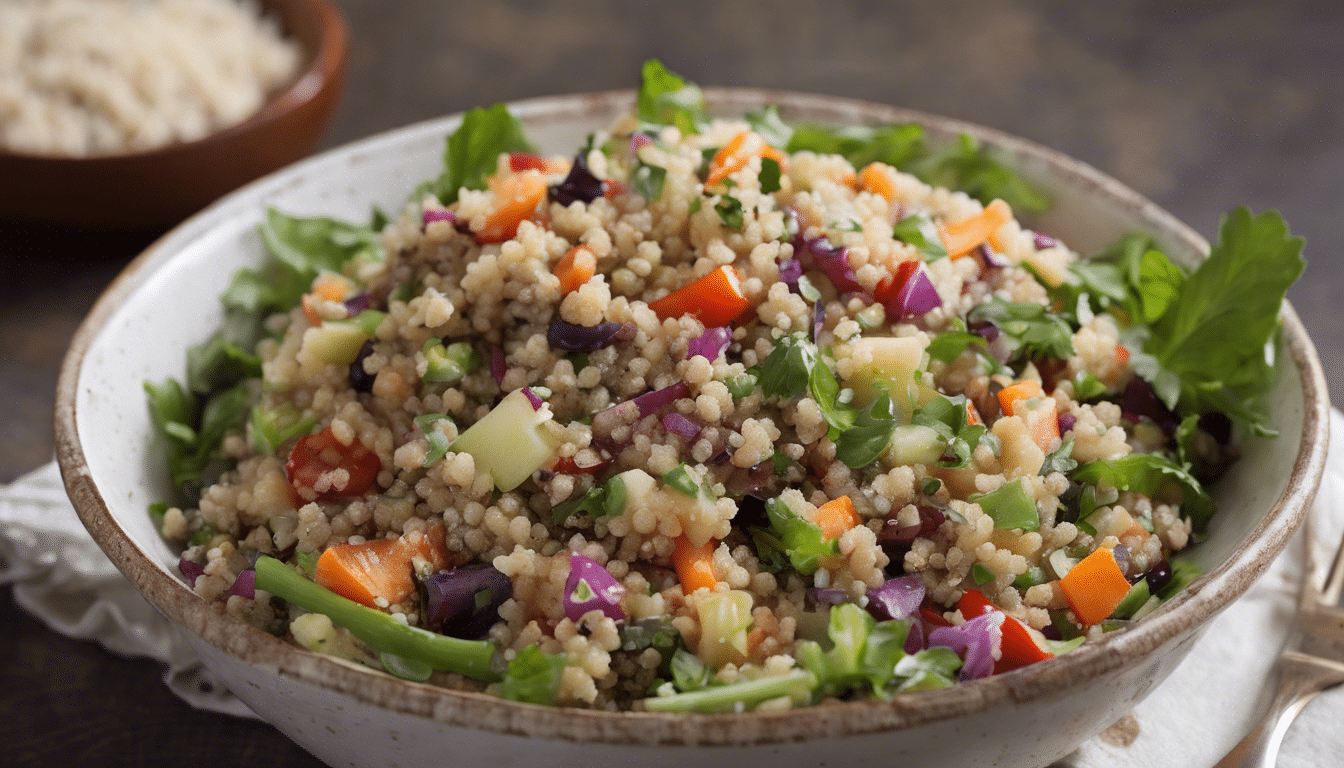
1213,519,1344,768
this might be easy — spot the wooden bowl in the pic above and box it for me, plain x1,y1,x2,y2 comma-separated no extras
0,0,347,230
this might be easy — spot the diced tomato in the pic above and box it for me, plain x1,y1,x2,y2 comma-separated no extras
509,152,549,172
551,455,614,475
874,259,920,306
286,426,381,502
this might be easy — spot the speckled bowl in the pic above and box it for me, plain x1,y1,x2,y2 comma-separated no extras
55,89,1329,768
0,0,347,230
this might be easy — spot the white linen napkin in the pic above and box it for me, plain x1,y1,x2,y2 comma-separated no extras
1,410,1341,766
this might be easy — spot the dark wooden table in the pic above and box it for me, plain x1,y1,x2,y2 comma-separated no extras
2,2,1340,766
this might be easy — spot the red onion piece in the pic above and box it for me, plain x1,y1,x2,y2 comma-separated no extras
1057,412,1077,435
547,317,625,353
687,326,731,361
522,387,544,411
630,133,653,154
228,569,256,599
808,238,864,294
777,258,802,289
904,619,926,655
423,208,456,226
1033,231,1060,250
632,382,689,418
564,554,626,622
549,152,605,206
812,300,825,342
1111,544,1131,576
349,340,376,394
423,564,513,639
662,412,702,441
975,244,1010,269
490,345,506,386
807,588,850,606
178,557,204,585
865,574,925,621
969,319,1000,343
343,293,372,315
926,611,1004,681
886,263,941,319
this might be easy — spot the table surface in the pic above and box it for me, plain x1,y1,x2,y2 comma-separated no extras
2,1,1340,766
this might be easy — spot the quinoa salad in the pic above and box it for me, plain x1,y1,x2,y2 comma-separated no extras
146,62,1305,712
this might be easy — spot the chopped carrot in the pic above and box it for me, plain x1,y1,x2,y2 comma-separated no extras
998,379,1058,451
315,538,412,608
858,163,897,200
648,265,750,328
997,379,1044,416
313,272,350,302
672,535,718,595
313,524,451,609
939,199,1012,259
1114,344,1131,368
552,244,597,295
965,400,984,426
705,131,786,187
814,495,860,541
1059,547,1132,626
473,170,548,244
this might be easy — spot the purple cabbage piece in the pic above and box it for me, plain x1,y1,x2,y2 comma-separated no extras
1032,231,1060,250
178,557,204,586
630,133,653,155
1112,544,1131,576
490,345,506,386
812,301,826,342
423,208,457,226
969,319,1000,343
777,258,803,289
228,569,256,599
423,563,513,639
807,238,865,294
865,574,925,621
349,340,376,394
549,152,606,206
904,619,926,655
632,382,690,418
886,264,941,319
547,317,626,353
521,387,544,411
926,611,1004,681
688,326,732,361
662,412,702,441
564,554,626,622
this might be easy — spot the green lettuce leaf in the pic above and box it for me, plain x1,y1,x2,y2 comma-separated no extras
636,59,706,135
764,496,838,576
493,646,566,705
1072,453,1215,533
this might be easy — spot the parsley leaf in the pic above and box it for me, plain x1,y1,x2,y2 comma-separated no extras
632,158,668,201
912,133,1050,214
787,122,928,170
746,105,794,148
764,496,838,575
795,603,912,701
1072,454,1215,533
1040,438,1077,475
493,646,565,705
636,59,706,135
910,395,986,468
968,297,1075,362
892,215,948,261
759,157,782,194
835,394,897,468
1144,208,1304,437
714,195,745,229
428,103,534,205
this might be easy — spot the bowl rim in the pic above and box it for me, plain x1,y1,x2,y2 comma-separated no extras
54,86,1331,745
0,0,347,164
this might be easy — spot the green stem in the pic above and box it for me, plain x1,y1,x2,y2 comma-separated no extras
254,556,500,682
641,669,816,713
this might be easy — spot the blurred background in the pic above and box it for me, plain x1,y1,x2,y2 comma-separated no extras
1,1,1339,765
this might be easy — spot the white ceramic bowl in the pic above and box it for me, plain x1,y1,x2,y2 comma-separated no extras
55,89,1330,768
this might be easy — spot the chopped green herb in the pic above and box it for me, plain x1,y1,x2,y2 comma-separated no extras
892,215,948,261
759,157,782,194
427,103,534,205
714,195,745,230
971,479,1039,531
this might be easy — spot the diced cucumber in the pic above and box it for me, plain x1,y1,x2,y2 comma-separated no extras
423,338,482,383
450,389,561,492
885,424,945,466
302,321,370,365
842,335,934,418
1047,548,1079,580
1111,578,1151,620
